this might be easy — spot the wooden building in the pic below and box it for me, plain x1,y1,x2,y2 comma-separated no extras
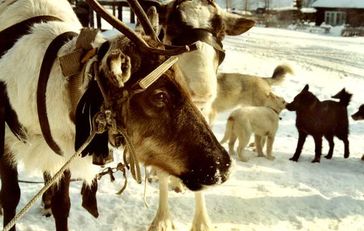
312,0,364,27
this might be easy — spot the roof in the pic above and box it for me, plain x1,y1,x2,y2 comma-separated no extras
312,0,364,9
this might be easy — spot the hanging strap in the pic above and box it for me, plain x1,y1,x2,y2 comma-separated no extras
37,31,78,156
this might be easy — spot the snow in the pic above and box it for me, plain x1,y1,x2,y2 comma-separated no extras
312,0,364,9
1,27,364,231
216,0,295,11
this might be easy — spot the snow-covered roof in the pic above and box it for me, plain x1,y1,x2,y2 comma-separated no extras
301,7,317,13
312,0,364,9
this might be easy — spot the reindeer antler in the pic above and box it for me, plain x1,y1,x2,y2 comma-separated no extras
86,0,195,56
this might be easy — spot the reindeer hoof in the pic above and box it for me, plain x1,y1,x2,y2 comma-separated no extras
82,199,99,218
190,222,215,231
311,158,320,163
148,217,176,231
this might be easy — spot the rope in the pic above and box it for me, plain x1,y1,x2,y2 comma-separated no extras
3,131,96,231
18,178,82,184
118,128,141,184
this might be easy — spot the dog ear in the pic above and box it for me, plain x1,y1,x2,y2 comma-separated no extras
302,84,309,92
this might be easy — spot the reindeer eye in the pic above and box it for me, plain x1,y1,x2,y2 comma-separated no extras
151,90,169,107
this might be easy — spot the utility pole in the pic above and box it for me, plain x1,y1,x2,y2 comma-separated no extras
226,0,231,10
265,0,270,10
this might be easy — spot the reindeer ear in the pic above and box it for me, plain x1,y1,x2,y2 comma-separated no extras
221,12,255,35
136,6,160,35
100,49,131,88
303,84,309,92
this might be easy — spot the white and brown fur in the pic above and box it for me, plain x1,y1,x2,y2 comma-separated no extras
221,93,286,162
143,1,256,231
0,0,232,230
209,64,293,125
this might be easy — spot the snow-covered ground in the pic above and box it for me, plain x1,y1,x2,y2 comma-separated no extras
1,27,364,231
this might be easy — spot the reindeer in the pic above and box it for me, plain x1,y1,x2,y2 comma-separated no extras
135,1,255,230
0,0,232,230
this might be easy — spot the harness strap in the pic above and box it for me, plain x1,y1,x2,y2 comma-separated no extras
171,28,225,64
0,16,62,58
37,32,78,155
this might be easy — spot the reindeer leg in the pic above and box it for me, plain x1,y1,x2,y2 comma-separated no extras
42,171,53,217
81,178,99,218
148,170,175,231
191,191,214,231
51,170,71,231
0,153,20,231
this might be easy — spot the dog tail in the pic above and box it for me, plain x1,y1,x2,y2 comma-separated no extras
266,64,293,86
332,88,352,107
220,116,234,144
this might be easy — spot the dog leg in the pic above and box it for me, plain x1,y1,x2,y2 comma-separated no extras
266,135,275,160
255,135,265,157
312,136,322,163
290,131,307,161
228,134,237,156
324,135,334,159
237,133,250,162
343,138,350,158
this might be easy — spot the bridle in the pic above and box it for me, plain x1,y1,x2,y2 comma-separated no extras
81,56,179,183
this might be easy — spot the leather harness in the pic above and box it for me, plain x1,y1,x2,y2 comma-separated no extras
171,28,225,64
0,16,62,58
37,31,78,155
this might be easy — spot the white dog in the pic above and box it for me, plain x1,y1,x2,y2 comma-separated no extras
220,93,286,161
209,64,292,124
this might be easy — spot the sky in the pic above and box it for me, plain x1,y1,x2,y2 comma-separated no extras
1,24,364,231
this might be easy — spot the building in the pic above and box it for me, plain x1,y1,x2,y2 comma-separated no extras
312,0,364,27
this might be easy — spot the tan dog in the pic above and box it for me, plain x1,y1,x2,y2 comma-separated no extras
209,65,292,124
220,93,286,162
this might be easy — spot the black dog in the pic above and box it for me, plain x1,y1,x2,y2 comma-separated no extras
352,104,364,121
286,85,352,163
351,104,364,161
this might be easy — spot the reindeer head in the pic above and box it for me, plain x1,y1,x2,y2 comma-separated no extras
76,0,231,191
152,0,255,113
